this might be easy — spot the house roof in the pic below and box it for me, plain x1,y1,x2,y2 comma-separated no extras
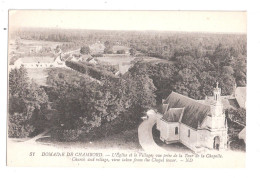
200,96,240,110
236,87,246,95
66,56,74,60
235,87,246,108
86,58,98,62
112,45,130,52
162,108,184,122
89,43,105,52
19,57,55,63
238,127,246,143
161,104,169,114
225,99,240,109
163,91,211,129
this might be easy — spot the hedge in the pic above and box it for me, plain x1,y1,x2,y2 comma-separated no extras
65,61,118,80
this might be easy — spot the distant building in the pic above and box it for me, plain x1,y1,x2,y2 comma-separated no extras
238,127,246,144
89,42,105,54
67,56,77,62
29,46,42,53
114,71,121,76
10,54,65,69
157,83,228,153
112,45,130,54
197,86,246,111
235,87,246,109
86,58,98,65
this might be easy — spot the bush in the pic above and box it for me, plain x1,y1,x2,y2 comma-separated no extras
66,60,117,80
117,50,125,54
80,46,90,54
51,129,82,142
8,113,35,138
65,61,88,74
92,54,103,57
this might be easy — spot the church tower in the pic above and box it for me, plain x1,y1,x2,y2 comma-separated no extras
211,82,224,117
213,82,221,103
209,82,228,150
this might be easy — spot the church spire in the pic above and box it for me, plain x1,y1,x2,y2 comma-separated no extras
213,82,221,102
211,82,224,117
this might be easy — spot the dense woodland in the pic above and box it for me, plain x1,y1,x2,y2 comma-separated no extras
9,28,247,141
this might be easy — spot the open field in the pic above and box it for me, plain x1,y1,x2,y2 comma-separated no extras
97,55,168,74
20,39,65,47
27,68,50,86
97,55,134,64
97,55,134,74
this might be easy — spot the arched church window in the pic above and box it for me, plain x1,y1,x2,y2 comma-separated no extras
188,129,190,137
175,127,178,135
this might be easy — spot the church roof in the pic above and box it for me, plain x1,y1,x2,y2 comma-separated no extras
162,108,184,122
162,91,211,129
161,104,169,114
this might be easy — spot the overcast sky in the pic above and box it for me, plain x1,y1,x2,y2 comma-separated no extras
9,10,246,33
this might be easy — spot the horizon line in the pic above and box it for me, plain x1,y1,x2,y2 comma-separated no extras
11,26,247,35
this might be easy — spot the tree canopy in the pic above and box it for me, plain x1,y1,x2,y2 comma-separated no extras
9,66,49,137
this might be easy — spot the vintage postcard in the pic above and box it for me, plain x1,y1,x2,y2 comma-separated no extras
7,10,246,167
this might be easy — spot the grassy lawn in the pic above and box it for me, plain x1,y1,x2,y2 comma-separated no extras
97,55,134,74
97,55,134,65
20,39,64,48
27,68,50,86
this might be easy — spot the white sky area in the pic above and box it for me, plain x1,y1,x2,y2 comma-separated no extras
9,10,246,33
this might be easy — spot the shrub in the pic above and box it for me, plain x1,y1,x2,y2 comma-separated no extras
80,46,90,54
92,54,103,57
117,50,125,54
66,61,117,80
65,61,88,74
51,129,82,142
8,113,35,138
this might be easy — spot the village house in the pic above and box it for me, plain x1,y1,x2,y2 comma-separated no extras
10,54,65,69
86,58,98,65
29,46,42,54
234,87,246,109
156,83,228,153
89,42,105,54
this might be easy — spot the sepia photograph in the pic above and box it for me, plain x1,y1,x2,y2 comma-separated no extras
7,10,247,167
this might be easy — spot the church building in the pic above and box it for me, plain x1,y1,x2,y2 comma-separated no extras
156,83,228,153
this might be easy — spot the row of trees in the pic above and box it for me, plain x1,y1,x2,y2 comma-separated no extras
13,29,246,58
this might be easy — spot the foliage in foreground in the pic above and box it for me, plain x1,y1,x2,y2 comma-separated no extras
46,65,156,141
8,66,49,138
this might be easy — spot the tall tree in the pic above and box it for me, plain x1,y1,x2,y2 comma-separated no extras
80,46,90,54
9,67,49,138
